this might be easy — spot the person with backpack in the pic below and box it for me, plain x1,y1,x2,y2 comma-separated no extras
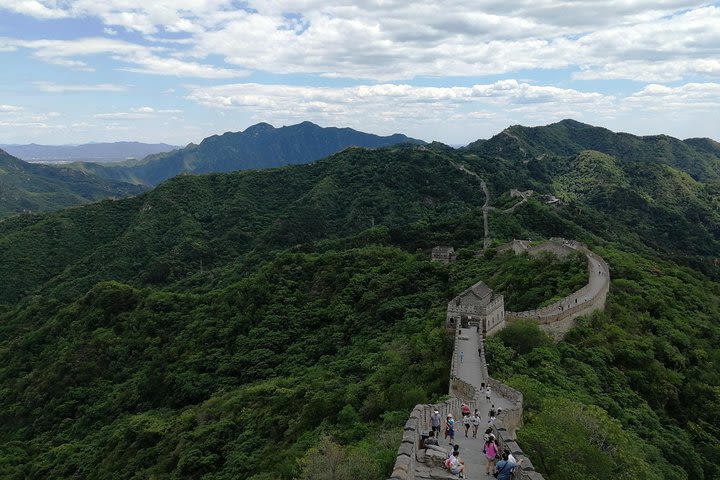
462,413,471,438
483,435,500,475
494,451,516,480
488,405,497,424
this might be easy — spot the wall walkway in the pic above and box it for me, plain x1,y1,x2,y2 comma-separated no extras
503,238,610,339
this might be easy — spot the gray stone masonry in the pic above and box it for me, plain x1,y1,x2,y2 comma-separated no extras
502,238,610,340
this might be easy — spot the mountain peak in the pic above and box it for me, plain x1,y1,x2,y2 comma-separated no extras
553,119,594,129
243,122,276,136
296,120,320,128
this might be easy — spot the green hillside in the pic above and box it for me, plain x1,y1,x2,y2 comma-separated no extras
71,121,424,187
0,149,145,217
468,119,720,181
1,123,719,479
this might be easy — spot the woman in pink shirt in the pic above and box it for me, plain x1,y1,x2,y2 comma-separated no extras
483,435,499,474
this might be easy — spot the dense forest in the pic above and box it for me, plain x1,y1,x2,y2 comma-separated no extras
0,149,144,218
1,121,719,478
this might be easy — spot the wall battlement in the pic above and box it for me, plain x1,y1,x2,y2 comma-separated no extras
503,238,610,339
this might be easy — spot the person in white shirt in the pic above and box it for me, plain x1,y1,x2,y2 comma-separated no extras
470,411,481,438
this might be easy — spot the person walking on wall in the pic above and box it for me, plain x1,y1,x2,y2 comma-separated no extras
460,351,464,364
471,410,481,438
430,409,441,438
445,414,456,445
485,385,491,401
483,435,500,475
463,412,471,437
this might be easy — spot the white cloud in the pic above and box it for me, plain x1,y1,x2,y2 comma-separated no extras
94,106,184,119
185,80,614,130
34,81,129,92
2,2,717,82
5,0,69,19
624,82,720,111
0,36,247,78
0,104,24,112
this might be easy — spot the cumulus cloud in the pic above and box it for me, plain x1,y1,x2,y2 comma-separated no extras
624,82,720,111
1,2,717,82
185,80,613,130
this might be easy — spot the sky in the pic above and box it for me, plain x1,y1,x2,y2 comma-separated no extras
0,1,718,146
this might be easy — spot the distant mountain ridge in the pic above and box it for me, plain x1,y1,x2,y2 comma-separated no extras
73,121,425,186
0,148,145,217
466,119,720,181
0,141,179,163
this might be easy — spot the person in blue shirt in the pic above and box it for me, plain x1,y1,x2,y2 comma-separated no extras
494,451,516,480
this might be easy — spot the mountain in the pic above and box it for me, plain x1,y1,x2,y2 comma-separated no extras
72,121,424,186
1,123,719,480
0,141,178,163
466,119,720,181
0,148,146,217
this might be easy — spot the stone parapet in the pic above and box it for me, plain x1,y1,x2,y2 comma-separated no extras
503,238,610,339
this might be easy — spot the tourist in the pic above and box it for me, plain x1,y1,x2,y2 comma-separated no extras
460,351,464,363
444,444,466,478
483,435,500,475
485,385,491,400
461,402,471,417
462,413,471,437
445,414,456,445
503,447,519,466
488,405,497,424
430,409,441,438
423,430,439,448
494,451,516,480
471,410,481,438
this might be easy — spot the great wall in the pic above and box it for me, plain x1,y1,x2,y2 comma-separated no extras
387,237,611,480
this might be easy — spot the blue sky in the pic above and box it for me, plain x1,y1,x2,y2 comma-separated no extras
1,1,718,145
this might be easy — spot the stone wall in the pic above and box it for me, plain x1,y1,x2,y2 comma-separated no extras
388,398,465,480
389,324,547,480
478,333,548,480
504,238,610,339
389,238,611,480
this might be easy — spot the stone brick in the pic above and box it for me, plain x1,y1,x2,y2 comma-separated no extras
398,441,414,459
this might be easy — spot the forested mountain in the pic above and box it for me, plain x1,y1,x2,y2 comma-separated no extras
0,142,178,163
0,149,145,217
72,121,424,186
467,119,720,181
1,122,719,479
